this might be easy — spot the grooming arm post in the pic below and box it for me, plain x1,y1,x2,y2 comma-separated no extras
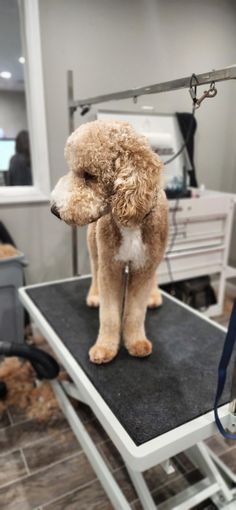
67,70,79,276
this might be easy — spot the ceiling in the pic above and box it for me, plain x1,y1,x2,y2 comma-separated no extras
0,0,25,91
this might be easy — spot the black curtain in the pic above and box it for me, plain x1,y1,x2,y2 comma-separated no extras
176,112,198,187
0,221,16,246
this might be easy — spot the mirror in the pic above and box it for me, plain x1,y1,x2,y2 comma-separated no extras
0,0,50,204
0,0,32,187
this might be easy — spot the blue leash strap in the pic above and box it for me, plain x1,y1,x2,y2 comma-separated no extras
214,299,236,440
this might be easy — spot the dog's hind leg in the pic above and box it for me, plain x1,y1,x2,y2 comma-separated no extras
148,271,163,308
87,222,100,307
123,268,156,357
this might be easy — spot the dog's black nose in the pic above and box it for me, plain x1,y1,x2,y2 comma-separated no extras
51,204,61,219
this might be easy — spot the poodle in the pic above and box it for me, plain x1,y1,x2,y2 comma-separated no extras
51,120,168,364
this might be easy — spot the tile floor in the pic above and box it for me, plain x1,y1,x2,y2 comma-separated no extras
0,297,235,509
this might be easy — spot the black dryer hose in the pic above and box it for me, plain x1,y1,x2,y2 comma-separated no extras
0,341,60,380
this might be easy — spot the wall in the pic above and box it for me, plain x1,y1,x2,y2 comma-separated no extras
39,0,236,190
0,202,71,283
40,0,236,272
0,90,27,137
1,0,236,283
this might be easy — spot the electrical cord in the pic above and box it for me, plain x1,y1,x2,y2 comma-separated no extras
165,198,180,293
166,198,180,256
164,106,196,167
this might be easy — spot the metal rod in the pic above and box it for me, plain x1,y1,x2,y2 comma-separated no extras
67,70,79,276
68,69,76,133
70,65,236,109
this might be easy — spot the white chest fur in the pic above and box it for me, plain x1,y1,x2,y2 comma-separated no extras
115,227,147,269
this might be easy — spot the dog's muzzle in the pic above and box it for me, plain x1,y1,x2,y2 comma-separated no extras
51,203,61,219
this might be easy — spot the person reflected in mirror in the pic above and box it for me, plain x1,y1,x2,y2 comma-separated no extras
8,130,32,186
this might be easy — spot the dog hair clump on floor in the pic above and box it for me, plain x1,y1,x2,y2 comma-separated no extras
0,246,66,422
0,357,66,422
0,244,19,259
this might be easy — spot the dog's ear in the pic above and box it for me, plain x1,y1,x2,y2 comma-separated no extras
111,152,162,227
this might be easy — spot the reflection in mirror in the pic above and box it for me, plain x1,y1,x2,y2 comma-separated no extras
0,0,32,187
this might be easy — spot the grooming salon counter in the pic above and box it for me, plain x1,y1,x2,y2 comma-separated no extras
158,189,236,318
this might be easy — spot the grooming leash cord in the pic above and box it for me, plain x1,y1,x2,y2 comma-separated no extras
214,299,236,439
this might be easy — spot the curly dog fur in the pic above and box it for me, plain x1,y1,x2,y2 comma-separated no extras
51,120,168,364
0,244,18,259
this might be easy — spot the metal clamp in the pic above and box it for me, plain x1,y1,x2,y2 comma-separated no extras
189,75,217,109
195,82,217,109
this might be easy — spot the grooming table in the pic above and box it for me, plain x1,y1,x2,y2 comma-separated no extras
19,276,236,510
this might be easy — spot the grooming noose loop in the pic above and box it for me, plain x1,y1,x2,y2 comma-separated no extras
189,74,217,110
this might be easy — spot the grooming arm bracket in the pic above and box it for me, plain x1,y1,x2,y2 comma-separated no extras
70,65,236,110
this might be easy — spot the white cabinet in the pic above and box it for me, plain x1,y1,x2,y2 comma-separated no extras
158,190,236,316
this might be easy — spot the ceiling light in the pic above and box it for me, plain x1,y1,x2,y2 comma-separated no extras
18,57,25,64
0,71,12,79
141,105,154,111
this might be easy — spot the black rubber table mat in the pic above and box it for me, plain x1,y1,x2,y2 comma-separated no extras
26,278,231,446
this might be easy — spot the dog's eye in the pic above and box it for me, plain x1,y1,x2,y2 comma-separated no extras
84,171,97,183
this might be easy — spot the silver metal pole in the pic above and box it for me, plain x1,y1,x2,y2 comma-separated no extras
70,65,236,109
67,70,79,276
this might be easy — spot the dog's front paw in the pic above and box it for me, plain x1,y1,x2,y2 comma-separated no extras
89,344,117,364
148,289,163,308
126,338,152,358
86,294,100,307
